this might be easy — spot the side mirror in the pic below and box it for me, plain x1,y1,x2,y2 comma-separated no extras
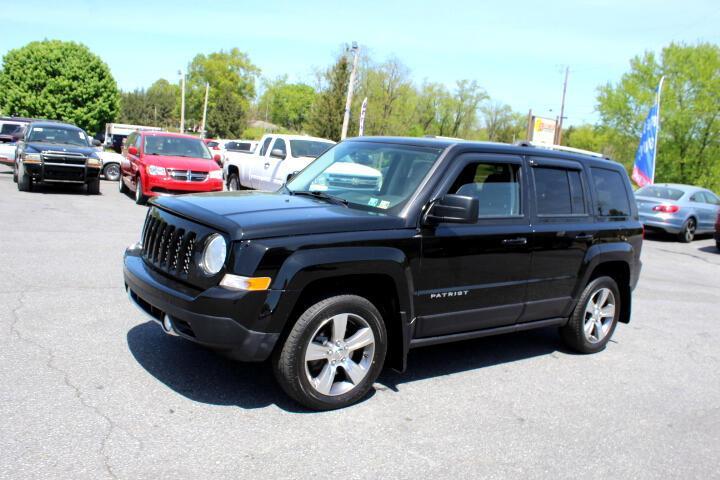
270,148,286,160
128,146,138,156
424,194,479,224
213,154,222,166
92,139,102,147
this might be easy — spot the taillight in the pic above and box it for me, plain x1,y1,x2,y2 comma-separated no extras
652,204,680,213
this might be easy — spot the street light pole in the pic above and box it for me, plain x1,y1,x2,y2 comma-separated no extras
340,42,360,141
200,82,209,138
179,70,186,134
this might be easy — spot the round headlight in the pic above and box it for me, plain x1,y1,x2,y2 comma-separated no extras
200,234,227,275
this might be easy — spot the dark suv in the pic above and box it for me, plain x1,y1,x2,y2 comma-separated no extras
15,121,103,194
123,137,642,410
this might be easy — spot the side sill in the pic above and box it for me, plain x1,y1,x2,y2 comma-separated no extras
408,317,566,349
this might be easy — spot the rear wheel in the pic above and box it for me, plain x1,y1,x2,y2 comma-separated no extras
134,176,146,205
678,218,696,243
102,163,120,182
273,294,387,410
227,172,241,191
560,276,620,354
87,178,100,195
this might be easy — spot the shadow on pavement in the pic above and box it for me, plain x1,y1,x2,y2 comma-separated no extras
128,321,567,412
697,245,719,254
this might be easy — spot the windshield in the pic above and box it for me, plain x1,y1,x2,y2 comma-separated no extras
28,126,89,146
290,140,334,158
144,136,212,159
286,141,443,212
635,185,685,200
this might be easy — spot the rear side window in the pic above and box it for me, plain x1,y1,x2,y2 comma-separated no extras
259,137,273,156
533,167,586,216
591,168,631,217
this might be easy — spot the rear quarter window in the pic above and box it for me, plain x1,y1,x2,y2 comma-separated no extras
591,167,631,217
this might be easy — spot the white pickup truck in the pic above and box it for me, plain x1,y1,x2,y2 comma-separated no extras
223,134,383,192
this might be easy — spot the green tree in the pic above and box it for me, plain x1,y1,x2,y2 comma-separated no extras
597,42,720,190
0,40,119,135
146,79,179,128
186,48,260,137
564,124,611,154
480,102,526,143
258,76,316,131
118,88,153,125
306,55,351,141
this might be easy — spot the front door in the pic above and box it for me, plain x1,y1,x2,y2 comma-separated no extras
259,138,286,190
415,154,532,338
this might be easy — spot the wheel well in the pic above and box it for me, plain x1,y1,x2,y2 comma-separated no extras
588,261,631,324
280,274,404,370
227,165,239,176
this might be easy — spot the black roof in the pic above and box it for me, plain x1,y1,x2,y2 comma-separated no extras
0,116,65,124
347,135,621,167
28,120,82,130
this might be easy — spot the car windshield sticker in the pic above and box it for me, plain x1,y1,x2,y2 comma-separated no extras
34,128,43,132
367,198,379,207
378,200,390,209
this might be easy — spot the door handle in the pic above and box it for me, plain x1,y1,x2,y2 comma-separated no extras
502,237,527,246
574,234,594,241
264,162,270,168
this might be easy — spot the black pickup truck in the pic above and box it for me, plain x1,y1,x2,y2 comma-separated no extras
124,136,642,410
14,121,103,194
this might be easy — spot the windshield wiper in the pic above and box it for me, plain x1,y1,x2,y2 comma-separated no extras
290,190,348,207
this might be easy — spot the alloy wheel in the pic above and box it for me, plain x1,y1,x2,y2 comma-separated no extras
583,288,616,344
104,164,120,182
304,313,376,396
684,219,696,242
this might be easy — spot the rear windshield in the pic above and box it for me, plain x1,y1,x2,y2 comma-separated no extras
635,186,684,200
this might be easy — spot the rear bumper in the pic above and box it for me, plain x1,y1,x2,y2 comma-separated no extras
143,175,223,196
123,246,279,361
639,213,684,234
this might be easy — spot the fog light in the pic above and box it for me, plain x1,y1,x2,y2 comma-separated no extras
162,315,173,333
220,274,272,291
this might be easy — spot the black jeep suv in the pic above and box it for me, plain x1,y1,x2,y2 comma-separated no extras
15,121,103,194
124,137,642,410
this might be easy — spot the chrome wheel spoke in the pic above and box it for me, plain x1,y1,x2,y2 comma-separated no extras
597,289,610,308
313,363,336,395
584,318,595,336
305,342,329,362
331,314,348,343
600,304,615,318
342,359,367,385
345,327,373,352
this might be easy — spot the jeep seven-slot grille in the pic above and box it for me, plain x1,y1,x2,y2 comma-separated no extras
142,215,196,276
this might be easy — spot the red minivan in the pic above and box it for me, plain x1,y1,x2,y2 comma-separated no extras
119,131,224,204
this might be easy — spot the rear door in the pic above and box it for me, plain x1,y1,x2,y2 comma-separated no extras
522,157,596,322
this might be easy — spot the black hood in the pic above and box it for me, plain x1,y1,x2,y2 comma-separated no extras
152,191,407,240
25,142,96,156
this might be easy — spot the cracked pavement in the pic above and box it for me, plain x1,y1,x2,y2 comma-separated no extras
1,166,719,479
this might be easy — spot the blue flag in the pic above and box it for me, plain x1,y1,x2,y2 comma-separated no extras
632,78,664,187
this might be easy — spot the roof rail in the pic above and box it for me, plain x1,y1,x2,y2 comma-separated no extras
423,135,466,141
514,141,607,159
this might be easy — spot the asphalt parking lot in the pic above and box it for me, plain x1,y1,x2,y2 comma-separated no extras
1,165,719,480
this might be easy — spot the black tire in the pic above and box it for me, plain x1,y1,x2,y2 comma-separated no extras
273,294,387,411
12,164,18,183
102,163,121,182
226,172,241,191
118,174,129,194
716,240,720,252
560,276,620,354
678,218,696,243
87,178,100,195
134,176,146,205
17,166,32,192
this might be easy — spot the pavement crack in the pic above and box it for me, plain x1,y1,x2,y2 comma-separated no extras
8,292,144,479
655,247,720,266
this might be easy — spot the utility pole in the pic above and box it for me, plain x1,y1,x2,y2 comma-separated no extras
200,82,210,138
526,109,533,142
178,70,187,134
555,66,569,145
340,42,360,141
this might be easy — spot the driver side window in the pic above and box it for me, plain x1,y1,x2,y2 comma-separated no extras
448,162,521,218
259,137,273,156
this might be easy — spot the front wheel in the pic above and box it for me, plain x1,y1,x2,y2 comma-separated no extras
560,276,620,354
103,163,120,182
678,218,696,243
134,176,146,205
17,166,32,192
273,295,387,410
226,172,241,191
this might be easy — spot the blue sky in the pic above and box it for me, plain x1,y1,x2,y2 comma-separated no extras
1,0,718,125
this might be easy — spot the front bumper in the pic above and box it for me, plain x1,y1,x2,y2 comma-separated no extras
123,246,279,361
639,213,684,234
143,175,224,196
25,162,100,183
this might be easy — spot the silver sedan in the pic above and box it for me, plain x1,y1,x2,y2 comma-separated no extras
635,183,720,242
